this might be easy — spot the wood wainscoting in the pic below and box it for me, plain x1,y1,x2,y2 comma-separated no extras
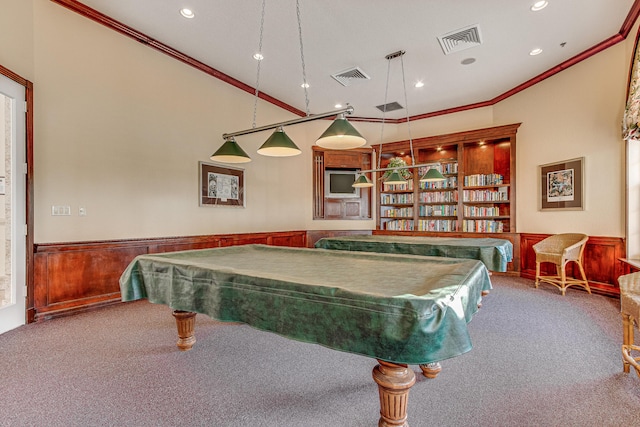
31,231,307,321
520,233,626,297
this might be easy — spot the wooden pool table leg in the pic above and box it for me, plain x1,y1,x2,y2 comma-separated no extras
172,310,197,351
372,360,416,427
418,362,442,378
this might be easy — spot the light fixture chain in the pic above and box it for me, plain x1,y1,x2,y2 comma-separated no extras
377,57,392,170
296,0,310,116
252,0,267,129
400,54,415,166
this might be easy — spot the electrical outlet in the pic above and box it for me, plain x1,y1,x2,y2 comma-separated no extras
79,207,87,216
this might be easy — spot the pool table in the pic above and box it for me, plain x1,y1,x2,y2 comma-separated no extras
120,244,491,426
314,234,513,272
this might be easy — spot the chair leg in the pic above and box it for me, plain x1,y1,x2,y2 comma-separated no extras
535,262,541,288
559,263,567,296
576,261,591,294
623,313,633,373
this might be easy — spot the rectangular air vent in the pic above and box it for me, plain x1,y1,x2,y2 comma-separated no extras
331,67,371,87
437,24,482,55
376,101,403,113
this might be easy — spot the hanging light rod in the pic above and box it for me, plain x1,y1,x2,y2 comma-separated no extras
357,162,442,175
222,106,354,139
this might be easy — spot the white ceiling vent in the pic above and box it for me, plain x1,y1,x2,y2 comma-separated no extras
437,24,482,55
331,67,371,87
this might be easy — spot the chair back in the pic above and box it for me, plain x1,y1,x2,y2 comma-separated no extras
533,233,587,257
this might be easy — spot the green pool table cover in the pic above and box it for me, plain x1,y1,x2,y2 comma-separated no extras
314,234,513,272
120,244,491,365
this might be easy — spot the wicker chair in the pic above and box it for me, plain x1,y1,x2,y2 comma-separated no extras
619,272,640,377
533,233,590,296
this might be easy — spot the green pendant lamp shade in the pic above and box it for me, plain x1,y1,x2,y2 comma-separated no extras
210,137,251,163
385,170,407,185
257,127,302,157
352,174,374,188
316,114,366,150
419,167,446,182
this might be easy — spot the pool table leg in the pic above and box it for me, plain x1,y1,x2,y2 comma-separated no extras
172,310,197,351
372,360,416,427
419,362,442,378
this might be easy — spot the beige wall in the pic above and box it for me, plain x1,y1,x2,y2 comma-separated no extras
0,0,635,243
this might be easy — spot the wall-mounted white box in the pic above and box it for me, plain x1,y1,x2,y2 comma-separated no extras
51,206,71,216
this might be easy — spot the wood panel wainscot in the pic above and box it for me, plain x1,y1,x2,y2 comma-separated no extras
32,231,307,321
520,233,626,297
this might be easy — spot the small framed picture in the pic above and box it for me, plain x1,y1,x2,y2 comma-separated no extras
199,161,245,207
539,157,584,211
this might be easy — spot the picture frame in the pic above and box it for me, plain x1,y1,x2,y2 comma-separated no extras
539,157,584,211
199,161,245,207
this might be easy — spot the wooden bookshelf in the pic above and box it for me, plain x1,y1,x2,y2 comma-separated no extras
375,123,519,234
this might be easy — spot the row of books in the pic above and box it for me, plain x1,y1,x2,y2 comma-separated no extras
380,207,413,218
382,180,413,191
419,191,458,203
463,206,502,217
380,193,414,204
462,220,504,233
383,219,415,231
463,173,504,187
419,205,457,217
419,176,458,190
462,188,508,202
417,219,458,232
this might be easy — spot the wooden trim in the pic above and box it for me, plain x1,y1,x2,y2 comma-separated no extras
49,0,305,118
49,0,640,124
0,65,35,323
32,231,307,321
520,233,626,297
375,123,521,152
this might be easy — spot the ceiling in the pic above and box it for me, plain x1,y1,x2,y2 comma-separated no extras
62,0,636,121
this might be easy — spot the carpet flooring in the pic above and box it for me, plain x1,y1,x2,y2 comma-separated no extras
0,276,638,426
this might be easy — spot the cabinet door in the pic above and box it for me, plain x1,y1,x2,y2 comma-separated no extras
324,151,362,168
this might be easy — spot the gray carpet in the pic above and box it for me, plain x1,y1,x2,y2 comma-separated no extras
0,276,638,426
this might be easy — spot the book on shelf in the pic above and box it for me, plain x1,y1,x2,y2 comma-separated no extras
462,219,504,233
463,173,504,187
462,188,508,202
419,190,458,203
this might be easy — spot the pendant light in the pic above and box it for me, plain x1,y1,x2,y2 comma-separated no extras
212,0,366,163
257,127,302,156
385,170,407,185
420,167,446,182
352,174,373,188
210,137,251,164
316,113,366,149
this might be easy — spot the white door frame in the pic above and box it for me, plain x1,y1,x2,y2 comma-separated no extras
0,73,27,334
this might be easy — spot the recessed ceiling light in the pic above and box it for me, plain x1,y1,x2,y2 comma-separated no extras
301,83,310,88
180,8,195,19
461,58,476,65
253,53,264,61
529,48,543,56
531,1,548,12
334,103,342,108
414,81,425,88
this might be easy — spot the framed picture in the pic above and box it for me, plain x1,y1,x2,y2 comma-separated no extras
539,157,584,211
199,161,245,207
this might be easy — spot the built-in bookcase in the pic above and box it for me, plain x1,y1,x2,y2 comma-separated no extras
376,123,519,234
